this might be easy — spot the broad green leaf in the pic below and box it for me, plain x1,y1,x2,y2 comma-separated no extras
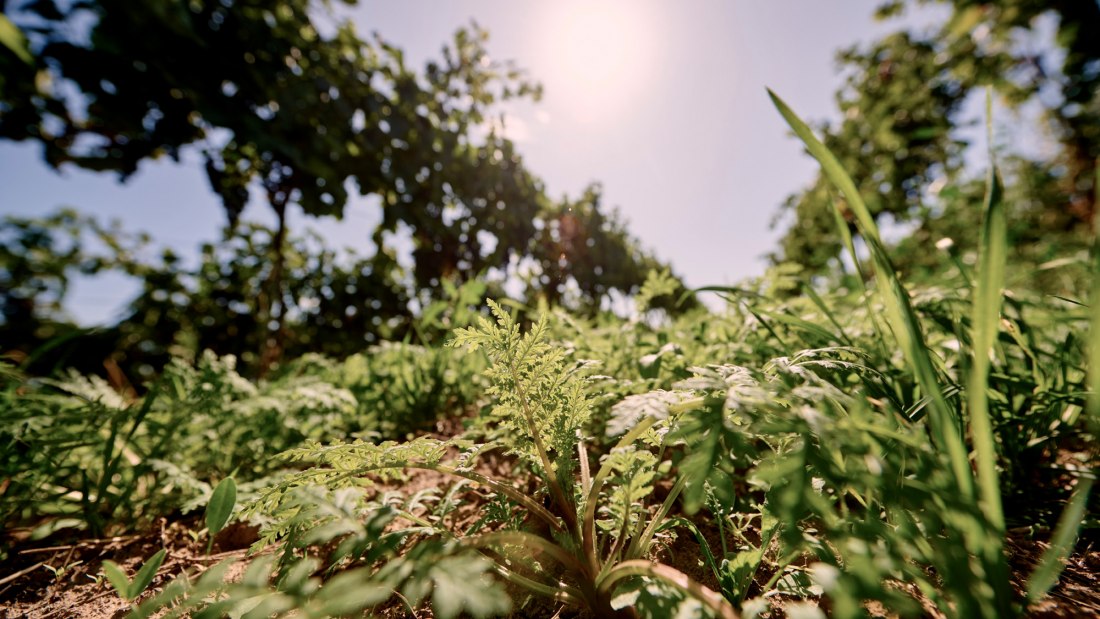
206,477,237,540
317,569,392,615
429,555,511,619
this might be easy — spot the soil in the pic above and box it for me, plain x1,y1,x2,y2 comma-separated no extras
5,506,1096,618
0,518,261,619
2,417,1098,618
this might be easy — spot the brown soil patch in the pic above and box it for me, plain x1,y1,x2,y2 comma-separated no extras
3,420,1097,619
0,516,260,619
4,511,1098,618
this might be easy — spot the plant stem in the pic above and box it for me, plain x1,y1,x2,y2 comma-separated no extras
600,560,738,619
506,356,581,537
488,562,583,605
624,475,686,562
464,531,586,575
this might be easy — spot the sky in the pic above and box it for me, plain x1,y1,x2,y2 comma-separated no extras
0,0,939,324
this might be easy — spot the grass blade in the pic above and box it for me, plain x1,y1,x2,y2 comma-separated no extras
102,560,132,600
827,197,893,360
768,88,1019,616
0,14,34,65
128,548,167,600
767,88,972,499
1026,476,1094,603
759,308,846,345
1090,158,1100,431
968,89,1007,532
802,285,853,346
205,478,237,536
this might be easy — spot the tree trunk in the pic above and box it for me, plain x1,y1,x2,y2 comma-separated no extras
258,194,289,377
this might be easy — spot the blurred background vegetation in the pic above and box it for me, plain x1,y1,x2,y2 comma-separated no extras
0,0,1096,380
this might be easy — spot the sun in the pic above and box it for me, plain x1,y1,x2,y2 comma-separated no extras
534,3,656,123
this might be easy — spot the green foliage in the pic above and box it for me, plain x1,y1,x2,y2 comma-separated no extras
103,548,166,602
1027,475,1095,604
2,1,537,220
1,3,676,370
777,90,987,614
451,300,590,475
777,0,1100,280
241,300,737,618
0,204,682,377
0,209,149,373
1,365,182,536
5,237,1094,618
312,341,484,440
3,12,1097,610
0,343,478,536
129,538,511,619
205,477,237,553
635,267,683,314
776,31,969,272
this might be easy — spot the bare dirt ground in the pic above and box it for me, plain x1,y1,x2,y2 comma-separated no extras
3,507,1097,618
3,419,1097,618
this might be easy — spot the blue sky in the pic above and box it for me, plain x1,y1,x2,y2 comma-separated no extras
1,1,941,324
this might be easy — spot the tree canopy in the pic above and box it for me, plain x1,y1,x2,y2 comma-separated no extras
776,0,1099,278
0,0,687,374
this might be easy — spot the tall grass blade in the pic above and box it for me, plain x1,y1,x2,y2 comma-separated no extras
953,90,1014,615
767,89,973,499
768,88,1023,616
1026,476,1094,604
802,286,853,346
968,89,1007,532
829,196,865,280
102,560,132,601
827,197,892,360
1090,158,1100,431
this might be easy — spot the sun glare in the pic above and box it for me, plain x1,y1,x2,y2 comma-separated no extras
535,3,655,123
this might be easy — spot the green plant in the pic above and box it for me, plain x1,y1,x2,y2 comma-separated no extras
247,300,736,618
0,367,185,536
205,477,237,554
103,548,167,602
43,560,83,582
753,89,1095,617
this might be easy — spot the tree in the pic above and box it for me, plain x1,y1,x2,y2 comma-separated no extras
888,0,1100,224
0,211,434,378
1,0,678,371
0,209,149,377
776,0,1099,278
114,223,415,374
527,183,696,314
0,0,544,369
775,32,970,272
